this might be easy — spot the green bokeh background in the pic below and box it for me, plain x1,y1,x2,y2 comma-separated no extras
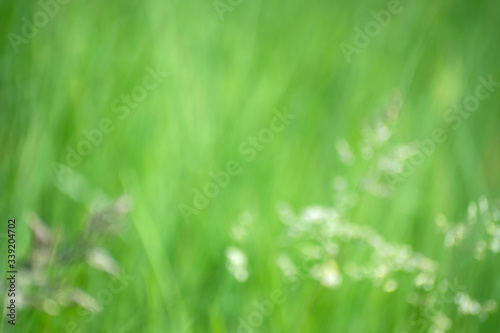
1,0,499,332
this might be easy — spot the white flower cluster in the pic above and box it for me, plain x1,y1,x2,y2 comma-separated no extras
454,293,497,318
333,91,428,198
361,143,419,197
436,196,500,258
310,260,343,288
276,203,437,291
336,92,401,167
223,195,498,332
429,312,452,333
273,199,498,331
407,279,497,332
225,246,249,283
359,91,402,160
225,211,254,282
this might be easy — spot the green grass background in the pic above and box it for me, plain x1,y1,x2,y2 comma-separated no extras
1,0,500,332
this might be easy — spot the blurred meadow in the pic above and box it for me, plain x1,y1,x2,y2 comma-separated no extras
1,0,500,332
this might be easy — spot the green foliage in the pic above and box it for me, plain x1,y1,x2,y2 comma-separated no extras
1,0,499,332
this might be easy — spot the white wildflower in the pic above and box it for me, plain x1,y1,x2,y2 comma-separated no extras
455,293,481,315
429,312,452,333
225,246,248,282
311,261,342,288
414,272,435,290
